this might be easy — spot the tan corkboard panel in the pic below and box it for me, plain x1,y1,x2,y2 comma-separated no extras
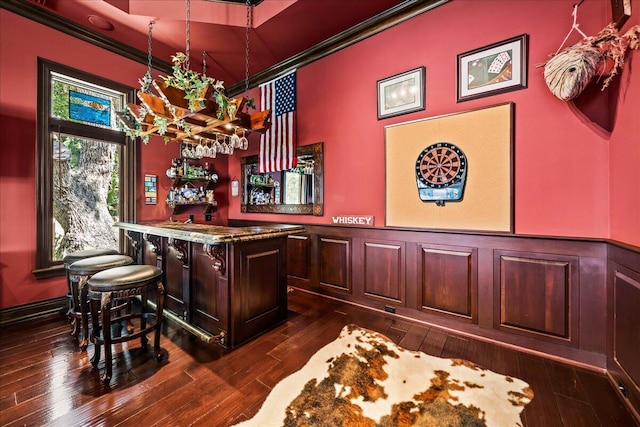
385,103,513,232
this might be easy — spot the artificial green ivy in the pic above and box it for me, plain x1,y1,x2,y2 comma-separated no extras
162,52,227,115
118,51,255,142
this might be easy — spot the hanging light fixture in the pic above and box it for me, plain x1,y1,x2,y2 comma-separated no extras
117,0,271,151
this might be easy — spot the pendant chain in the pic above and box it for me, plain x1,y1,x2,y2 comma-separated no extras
244,0,252,102
203,51,208,76
185,0,191,70
147,21,153,74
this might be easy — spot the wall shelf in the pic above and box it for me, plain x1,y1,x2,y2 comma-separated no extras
167,201,217,214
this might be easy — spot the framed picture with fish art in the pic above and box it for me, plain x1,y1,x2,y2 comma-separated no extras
457,34,528,102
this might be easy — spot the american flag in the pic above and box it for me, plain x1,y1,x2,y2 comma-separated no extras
259,70,297,173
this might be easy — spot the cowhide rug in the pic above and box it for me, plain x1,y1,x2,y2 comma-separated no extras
235,324,534,426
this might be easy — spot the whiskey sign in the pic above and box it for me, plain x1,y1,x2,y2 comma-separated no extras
331,215,374,227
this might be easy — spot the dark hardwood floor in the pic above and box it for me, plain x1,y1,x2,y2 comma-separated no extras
1,289,638,427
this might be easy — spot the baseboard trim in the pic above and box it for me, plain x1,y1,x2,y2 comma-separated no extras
606,370,640,423
0,297,67,327
290,286,607,373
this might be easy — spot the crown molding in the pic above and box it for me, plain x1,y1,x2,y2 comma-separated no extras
0,0,173,74
227,0,449,95
2,0,449,95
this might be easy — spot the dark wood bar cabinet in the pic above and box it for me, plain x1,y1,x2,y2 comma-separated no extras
116,221,303,348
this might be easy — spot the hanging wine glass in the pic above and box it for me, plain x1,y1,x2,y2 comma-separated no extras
230,127,241,148
225,135,233,154
239,129,248,150
207,140,217,158
195,141,205,158
214,134,224,157
181,143,191,158
213,134,222,152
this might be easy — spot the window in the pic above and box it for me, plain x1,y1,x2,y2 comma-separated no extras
35,59,136,277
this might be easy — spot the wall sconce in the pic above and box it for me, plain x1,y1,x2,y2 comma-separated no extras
231,177,239,197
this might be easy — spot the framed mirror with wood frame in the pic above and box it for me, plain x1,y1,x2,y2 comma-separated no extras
241,142,323,215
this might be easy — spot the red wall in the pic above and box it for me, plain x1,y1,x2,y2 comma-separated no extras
1,0,639,309
0,11,147,308
609,14,640,245
228,0,639,244
135,136,230,225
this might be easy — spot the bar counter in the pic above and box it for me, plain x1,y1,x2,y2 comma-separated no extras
115,220,304,245
115,221,304,348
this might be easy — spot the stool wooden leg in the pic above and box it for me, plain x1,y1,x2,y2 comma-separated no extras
78,277,90,351
125,299,135,334
154,282,165,361
89,297,102,367
65,269,74,322
100,293,114,385
140,292,148,347
70,319,80,340
68,273,81,339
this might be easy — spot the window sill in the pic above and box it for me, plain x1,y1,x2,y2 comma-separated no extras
32,265,65,279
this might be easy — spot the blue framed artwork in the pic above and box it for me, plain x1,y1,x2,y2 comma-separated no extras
69,90,111,126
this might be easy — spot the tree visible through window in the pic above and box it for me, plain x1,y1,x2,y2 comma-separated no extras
35,59,136,277
52,133,120,259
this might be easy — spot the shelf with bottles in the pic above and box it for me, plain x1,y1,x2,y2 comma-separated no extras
249,186,279,205
167,200,218,213
247,181,276,189
166,157,219,183
246,168,280,188
244,166,282,205
166,182,217,213
166,155,218,213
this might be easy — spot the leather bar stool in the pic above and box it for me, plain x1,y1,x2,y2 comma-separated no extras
68,254,134,349
63,248,119,337
84,264,164,384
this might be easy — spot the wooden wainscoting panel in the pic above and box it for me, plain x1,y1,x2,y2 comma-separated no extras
164,238,190,318
124,230,142,263
233,238,288,347
287,234,310,288
318,236,351,293
417,244,477,322
362,239,405,305
613,268,640,389
191,243,228,337
607,244,640,420
141,234,164,307
242,250,280,320
495,251,579,344
142,233,163,269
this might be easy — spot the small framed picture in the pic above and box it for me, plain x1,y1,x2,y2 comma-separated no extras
457,34,528,102
377,66,425,120
144,174,157,205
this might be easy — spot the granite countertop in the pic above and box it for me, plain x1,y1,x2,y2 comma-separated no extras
114,221,305,244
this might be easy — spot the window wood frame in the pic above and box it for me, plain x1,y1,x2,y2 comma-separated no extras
34,58,137,278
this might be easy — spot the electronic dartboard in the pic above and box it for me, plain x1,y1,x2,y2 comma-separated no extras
415,142,468,206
